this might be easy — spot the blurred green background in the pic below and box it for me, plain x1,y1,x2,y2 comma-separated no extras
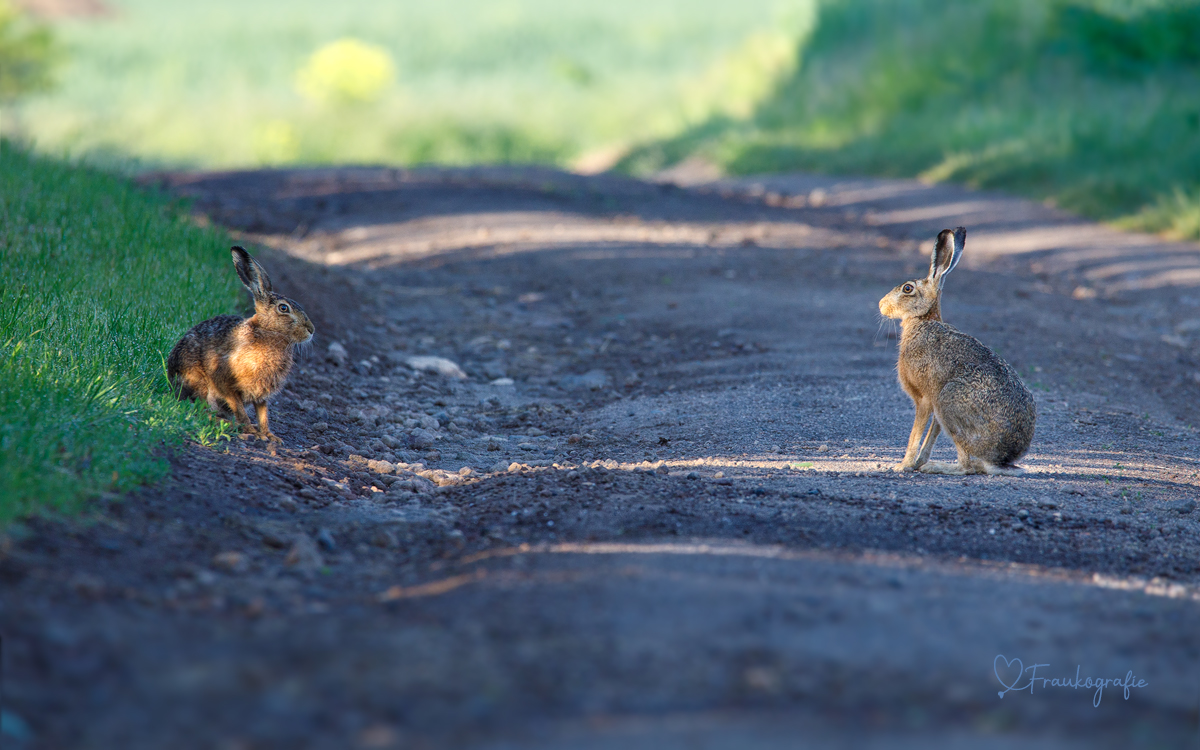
4,0,1200,236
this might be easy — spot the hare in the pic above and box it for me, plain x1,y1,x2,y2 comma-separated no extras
167,246,314,442
878,227,1035,475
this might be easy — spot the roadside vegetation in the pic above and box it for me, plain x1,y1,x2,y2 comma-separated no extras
4,0,806,170
0,142,240,522
623,0,1200,239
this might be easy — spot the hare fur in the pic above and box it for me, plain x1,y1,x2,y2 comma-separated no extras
878,227,1035,475
167,247,314,442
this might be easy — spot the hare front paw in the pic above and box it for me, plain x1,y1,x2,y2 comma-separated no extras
892,462,918,473
259,431,281,443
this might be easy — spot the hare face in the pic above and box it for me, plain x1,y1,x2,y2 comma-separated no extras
879,277,938,321
255,294,314,344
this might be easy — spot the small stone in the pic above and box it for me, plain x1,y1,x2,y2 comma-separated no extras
405,356,468,379
517,442,537,451
327,341,349,366
559,369,610,390
1017,509,1030,519
490,461,510,473
316,528,337,551
298,488,318,500
714,471,725,479
686,472,700,480
284,534,324,571
355,359,374,375
381,434,402,449
1038,496,1059,509
298,399,318,412
1167,498,1197,514
212,551,248,573
277,496,299,513
371,529,399,548
490,377,515,386
508,462,523,472
409,428,437,450
458,466,473,476
367,459,396,475
320,477,351,494
817,445,829,453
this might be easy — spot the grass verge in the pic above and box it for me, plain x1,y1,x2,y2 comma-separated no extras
0,141,241,522
622,0,1200,239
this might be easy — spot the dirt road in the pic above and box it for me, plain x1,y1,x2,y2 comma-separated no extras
3,166,1199,749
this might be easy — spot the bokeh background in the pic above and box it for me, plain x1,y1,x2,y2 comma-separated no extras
3,0,1199,238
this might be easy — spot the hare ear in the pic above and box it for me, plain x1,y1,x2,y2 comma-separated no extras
231,246,273,301
947,226,966,275
928,229,958,287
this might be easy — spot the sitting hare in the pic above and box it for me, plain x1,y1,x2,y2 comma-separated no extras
879,227,1035,475
168,246,314,442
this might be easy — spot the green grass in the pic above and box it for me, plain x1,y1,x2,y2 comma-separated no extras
622,0,1200,239
4,0,809,170
0,141,241,522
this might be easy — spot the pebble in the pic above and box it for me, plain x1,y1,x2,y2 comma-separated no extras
326,341,348,365
371,529,399,548
409,428,437,450
1167,498,1197,514
316,528,337,552
367,459,396,475
284,534,324,571
559,369,610,390
405,356,468,379
212,551,248,573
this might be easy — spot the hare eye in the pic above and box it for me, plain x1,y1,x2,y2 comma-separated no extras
902,284,914,294
278,303,290,313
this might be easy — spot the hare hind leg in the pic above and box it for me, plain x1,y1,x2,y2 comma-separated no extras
920,443,989,475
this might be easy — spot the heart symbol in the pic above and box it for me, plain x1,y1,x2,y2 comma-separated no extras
994,655,1025,698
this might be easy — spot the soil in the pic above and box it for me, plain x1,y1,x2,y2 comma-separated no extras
3,166,1199,749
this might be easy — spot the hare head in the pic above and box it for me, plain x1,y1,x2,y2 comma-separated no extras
878,227,965,323
232,246,314,344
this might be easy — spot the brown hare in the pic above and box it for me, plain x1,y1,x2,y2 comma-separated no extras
167,246,314,442
879,227,1035,475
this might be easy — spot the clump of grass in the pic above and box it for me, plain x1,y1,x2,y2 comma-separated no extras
625,0,1200,239
0,141,241,522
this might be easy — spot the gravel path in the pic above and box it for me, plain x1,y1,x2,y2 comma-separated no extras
3,166,1199,749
